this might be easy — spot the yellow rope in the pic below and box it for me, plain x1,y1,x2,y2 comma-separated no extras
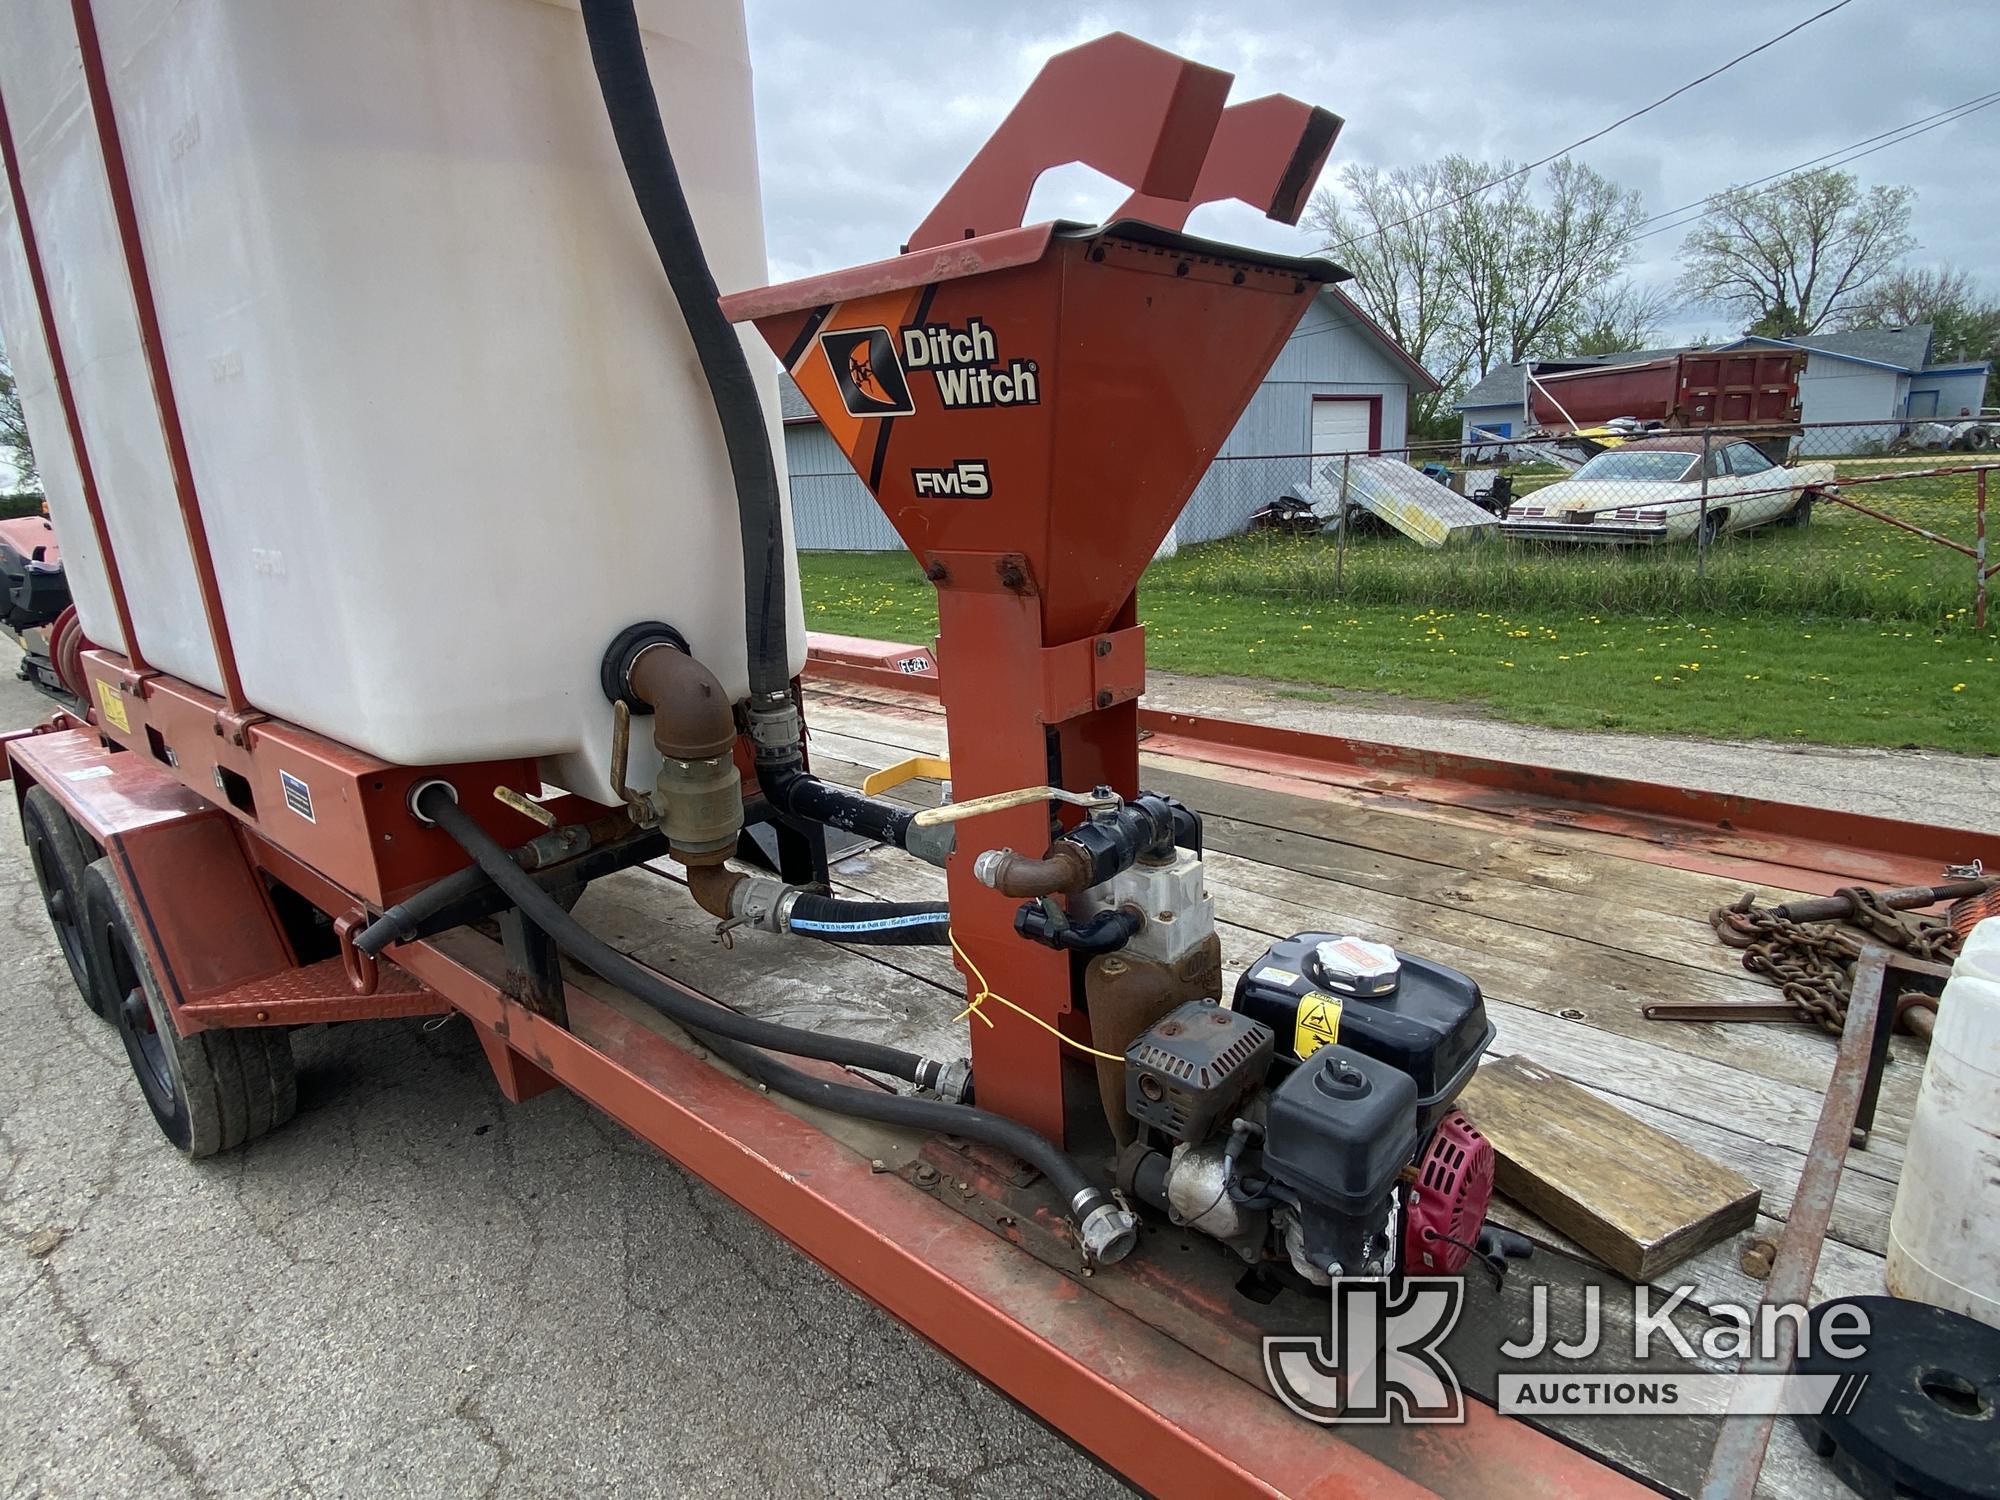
947,928,1124,1063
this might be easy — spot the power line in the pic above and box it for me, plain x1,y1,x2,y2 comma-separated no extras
1332,0,1856,249
1627,89,2000,244
1352,88,2000,330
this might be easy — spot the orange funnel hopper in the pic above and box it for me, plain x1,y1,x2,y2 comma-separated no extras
728,222,1339,642
722,32,1345,645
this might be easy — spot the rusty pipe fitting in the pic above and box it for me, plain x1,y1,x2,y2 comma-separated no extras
973,843,1094,898
627,643,736,761
684,862,747,921
624,644,744,862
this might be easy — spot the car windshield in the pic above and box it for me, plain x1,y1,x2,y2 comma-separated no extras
1571,449,1697,483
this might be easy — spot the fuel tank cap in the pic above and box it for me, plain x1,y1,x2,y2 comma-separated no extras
1310,936,1401,998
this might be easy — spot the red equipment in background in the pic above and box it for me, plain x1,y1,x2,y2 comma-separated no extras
1527,348,1805,431
725,34,1341,1142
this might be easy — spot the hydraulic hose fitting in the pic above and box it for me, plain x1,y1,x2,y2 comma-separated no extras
1015,900,1143,955
972,793,1195,899
973,844,1094,898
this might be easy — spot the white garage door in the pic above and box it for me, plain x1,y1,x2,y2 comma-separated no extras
1311,397,1373,458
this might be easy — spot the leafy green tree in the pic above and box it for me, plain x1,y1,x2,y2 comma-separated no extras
1746,302,1807,339
1436,156,1647,374
1568,281,1677,356
1302,162,1468,428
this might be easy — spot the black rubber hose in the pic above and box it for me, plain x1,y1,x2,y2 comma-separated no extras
1014,903,1141,956
354,826,669,958
419,785,1123,1252
696,1028,1104,1216
356,864,491,956
419,788,924,1081
762,765,915,848
785,894,949,947
578,0,789,706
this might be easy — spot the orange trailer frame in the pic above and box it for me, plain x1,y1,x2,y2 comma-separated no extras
6,695,1670,1500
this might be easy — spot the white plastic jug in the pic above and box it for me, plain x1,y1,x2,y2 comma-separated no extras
0,0,802,802
1886,917,2000,1327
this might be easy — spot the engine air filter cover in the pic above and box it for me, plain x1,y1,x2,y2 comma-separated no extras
1125,1002,1274,1145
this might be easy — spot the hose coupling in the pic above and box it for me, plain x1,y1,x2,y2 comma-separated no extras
1071,1188,1139,1267
914,1056,974,1105
746,699,804,760
725,874,795,934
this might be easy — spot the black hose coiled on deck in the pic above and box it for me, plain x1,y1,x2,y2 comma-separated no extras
578,0,790,707
418,785,1124,1254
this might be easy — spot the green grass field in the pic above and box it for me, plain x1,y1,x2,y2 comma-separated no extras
1215,459,1988,622
800,484,1999,753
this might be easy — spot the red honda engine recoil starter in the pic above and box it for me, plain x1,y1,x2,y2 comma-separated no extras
1402,1109,1495,1275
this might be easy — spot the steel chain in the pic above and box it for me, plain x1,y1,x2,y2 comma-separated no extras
1708,888,1959,1034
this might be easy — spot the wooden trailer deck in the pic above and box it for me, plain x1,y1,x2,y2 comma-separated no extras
553,666,1992,1499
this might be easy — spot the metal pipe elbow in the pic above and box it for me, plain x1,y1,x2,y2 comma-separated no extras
973,843,1093,898
627,643,736,761
625,644,744,862
684,863,746,921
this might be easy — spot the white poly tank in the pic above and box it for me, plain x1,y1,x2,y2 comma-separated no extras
0,0,804,803
1886,917,2000,1328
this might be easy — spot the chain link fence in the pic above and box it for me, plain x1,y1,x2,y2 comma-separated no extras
1162,417,1999,628
789,416,1999,627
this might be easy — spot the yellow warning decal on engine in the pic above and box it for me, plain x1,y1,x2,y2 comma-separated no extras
1294,992,1342,1058
94,679,129,734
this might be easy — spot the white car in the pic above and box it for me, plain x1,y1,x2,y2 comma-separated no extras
1499,437,1834,544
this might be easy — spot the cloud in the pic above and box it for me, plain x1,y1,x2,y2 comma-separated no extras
744,0,2000,337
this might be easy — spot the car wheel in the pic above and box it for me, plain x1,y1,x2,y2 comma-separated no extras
1967,426,1993,452
1778,494,1814,528
1697,510,1727,546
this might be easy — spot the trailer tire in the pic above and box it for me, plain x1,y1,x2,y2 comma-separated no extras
79,860,296,1157
23,787,103,1015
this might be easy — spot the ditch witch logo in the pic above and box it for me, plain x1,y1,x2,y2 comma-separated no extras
1264,1279,1872,1424
818,316,1039,419
817,326,915,418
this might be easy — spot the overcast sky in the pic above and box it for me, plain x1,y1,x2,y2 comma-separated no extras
743,0,1999,347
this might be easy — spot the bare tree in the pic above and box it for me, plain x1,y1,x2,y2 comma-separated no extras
1307,155,1648,422
1570,280,1679,356
1304,163,1469,427
1436,155,1647,372
0,348,38,493
1675,167,1913,334
1839,264,2000,365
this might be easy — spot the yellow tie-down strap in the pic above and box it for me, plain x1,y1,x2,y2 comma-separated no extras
861,755,952,798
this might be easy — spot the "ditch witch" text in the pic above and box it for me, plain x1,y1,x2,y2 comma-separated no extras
900,317,1040,409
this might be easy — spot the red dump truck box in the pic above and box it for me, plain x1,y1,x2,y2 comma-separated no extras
1527,349,1805,429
